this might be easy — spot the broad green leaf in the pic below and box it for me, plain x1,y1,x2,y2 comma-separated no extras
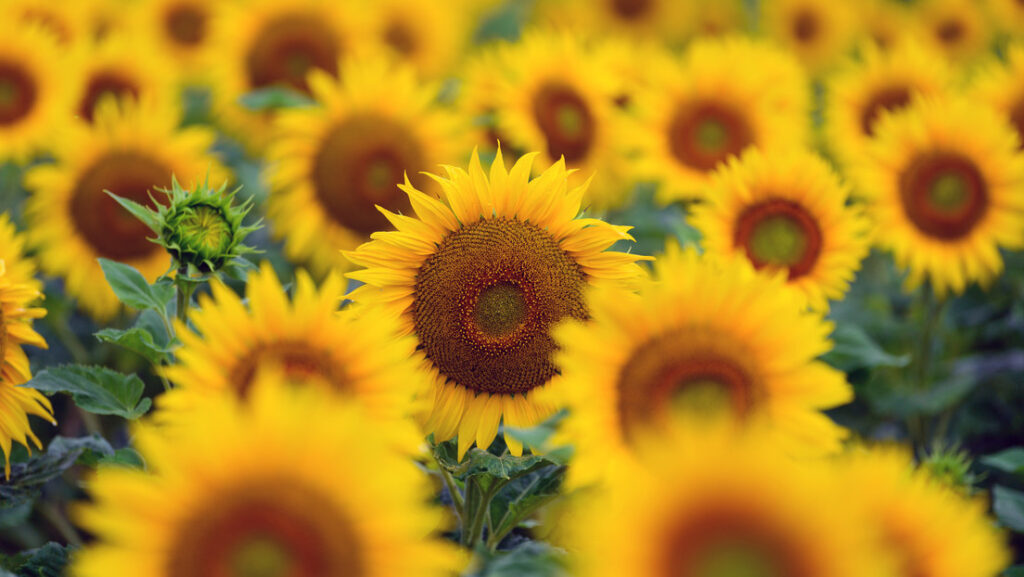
238,87,314,110
862,372,978,417
472,542,568,577
435,442,558,481
78,446,145,470
98,259,174,313
0,436,113,507
823,323,910,371
94,327,173,365
0,542,73,577
993,486,1024,532
25,365,152,419
982,448,1024,476
488,466,565,545
1004,565,1024,577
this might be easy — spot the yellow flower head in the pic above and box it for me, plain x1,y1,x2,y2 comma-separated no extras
73,377,459,577
25,99,226,320
266,55,471,277
914,0,992,64
531,0,692,45
126,0,217,81
345,149,650,459
970,42,1024,150
692,148,872,311
760,0,858,76
552,245,851,487
851,96,1024,296
368,0,471,78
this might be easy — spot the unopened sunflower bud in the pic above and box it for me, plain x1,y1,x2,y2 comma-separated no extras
921,444,979,495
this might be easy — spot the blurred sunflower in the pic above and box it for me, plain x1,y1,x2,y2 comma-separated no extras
73,378,459,577
825,41,950,170
552,246,851,486
2,0,89,46
0,22,68,161
914,0,991,63
0,214,39,291
66,33,178,124
25,100,225,320
688,0,748,38
760,0,858,76
266,56,469,276
631,37,808,203
457,44,522,162
857,0,918,51
369,0,469,78
851,97,1024,296
162,263,421,430
127,0,216,81
206,0,371,152
692,149,871,311
970,43,1024,148
532,0,691,45
839,447,1011,577
569,427,892,577
345,150,649,459
494,31,633,210
0,248,51,478
987,0,1024,36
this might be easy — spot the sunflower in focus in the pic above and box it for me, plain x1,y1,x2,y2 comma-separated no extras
692,149,871,311
631,36,809,203
826,42,950,170
206,0,371,152
970,43,1024,148
914,0,991,63
73,378,459,577
760,0,858,76
162,262,422,432
0,21,68,161
66,33,178,124
839,446,1011,577
127,0,216,81
552,246,851,486
369,0,470,78
851,97,1024,296
494,31,633,210
0,247,51,478
24,100,225,320
345,150,650,459
532,0,691,45
266,56,469,276
569,426,893,577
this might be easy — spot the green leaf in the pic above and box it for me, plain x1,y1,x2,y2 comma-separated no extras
0,542,73,577
25,365,152,419
982,448,1024,476
95,327,173,365
503,410,566,449
435,442,558,481
98,259,174,313
488,466,566,546
1,436,113,507
238,86,314,110
472,542,568,577
77,446,145,470
993,485,1024,532
823,323,910,371
105,190,160,233
1003,565,1024,577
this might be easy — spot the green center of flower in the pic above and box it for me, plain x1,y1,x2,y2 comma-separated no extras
747,215,808,267
670,378,735,417
669,102,753,172
928,172,970,212
899,151,988,240
474,283,528,338
179,204,233,256
734,200,821,279
0,62,36,125
231,536,294,577
691,541,784,577
695,119,728,153
533,83,595,163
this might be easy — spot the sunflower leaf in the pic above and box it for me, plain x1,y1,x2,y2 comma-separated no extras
24,365,152,419
822,323,910,371
982,448,1024,476
0,436,113,508
238,86,314,110
0,542,74,577
993,486,1024,533
105,191,161,233
97,258,175,313
468,541,569,577
94,327,173,365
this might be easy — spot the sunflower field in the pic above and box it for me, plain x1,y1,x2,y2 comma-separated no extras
1,0,1024,576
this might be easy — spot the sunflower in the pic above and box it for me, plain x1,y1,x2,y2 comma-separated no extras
914,0,991,64
345,149,650,459
65,32,178,124
857,0,919,51
494,31,634,210
368,0,470,78
24,100,225,321
839,446,1011,577
987,0,1024,37
161,262,422,432
456,44,525,163
73,376,459,577
266,56,470,277
970,43,1024,148
630,36,809,203
1,0,91,47
552,246,851,486
850,97,1024,296
692,149,871,311
687,0,748,38
760,0,858,76
126,0,217,81
206,0,372,153
825,41,951,170
0,214,39,291
0,252,51,478
568,426,892,577
0,21,68,161
532,0,692,45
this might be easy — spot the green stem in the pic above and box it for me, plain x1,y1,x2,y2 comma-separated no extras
48,313,89,364
78,408,102,437
36,502,82,547
438,462,464,521
175,272,197,325
907,285,947,446
462,479,507,548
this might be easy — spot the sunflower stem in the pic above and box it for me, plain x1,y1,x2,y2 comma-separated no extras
175,269,197,325
908,284,947,446
462,478,507,548
438,461,464,519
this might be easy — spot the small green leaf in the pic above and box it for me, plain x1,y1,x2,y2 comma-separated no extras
238,86,314,110
105,190,161,233
982,448,1024,476
97,259,174,313
993,485,1024,532
0,542,73,577
823,323,910,371
95,327,173,364
472,541,568,577
488,466,565,546
25,365,152,419
1,436,113,507
1003,565,1024,577
79,447,145,470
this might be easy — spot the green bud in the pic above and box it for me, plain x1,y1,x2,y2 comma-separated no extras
921,444,979,495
